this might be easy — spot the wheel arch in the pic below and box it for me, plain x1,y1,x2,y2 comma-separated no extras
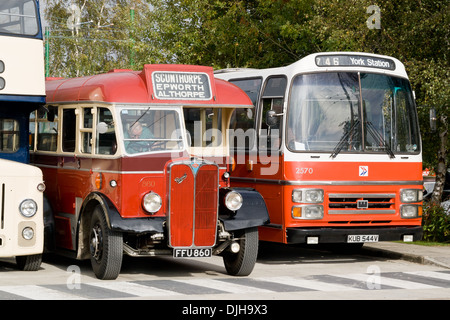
76,192,118,259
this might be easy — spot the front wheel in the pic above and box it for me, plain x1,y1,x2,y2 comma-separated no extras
222,227,258,276
89,205,123,280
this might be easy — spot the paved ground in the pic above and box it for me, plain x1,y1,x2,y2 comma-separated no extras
0,241,449,303
363,242,450,269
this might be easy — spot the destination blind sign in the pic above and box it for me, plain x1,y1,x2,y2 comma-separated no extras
315,54,396,71
152,71,212,100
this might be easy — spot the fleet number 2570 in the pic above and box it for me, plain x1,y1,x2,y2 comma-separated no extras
296,168,313,175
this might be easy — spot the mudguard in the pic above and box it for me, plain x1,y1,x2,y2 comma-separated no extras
82,192,165,234
84,189,268,234
219,187,270,231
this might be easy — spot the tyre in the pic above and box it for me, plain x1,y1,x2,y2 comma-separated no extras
16,254,42,271
89,205,123,280
223,227,258,276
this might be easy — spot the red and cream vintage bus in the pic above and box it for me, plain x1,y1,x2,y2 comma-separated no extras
29,64,269,280
216,52,423,248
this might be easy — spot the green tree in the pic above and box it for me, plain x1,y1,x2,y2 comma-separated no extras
147,0,318,68
44,0,160,77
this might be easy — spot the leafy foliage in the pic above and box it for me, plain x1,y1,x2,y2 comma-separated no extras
44,0,161,77
422,203,450,243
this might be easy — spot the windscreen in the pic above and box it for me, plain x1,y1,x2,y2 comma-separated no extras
184,108,223,148
287,72,420,156
121,108,184,155
0,0,39,36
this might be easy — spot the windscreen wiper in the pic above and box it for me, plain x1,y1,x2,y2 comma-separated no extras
330,120,360,159
365,121,395,158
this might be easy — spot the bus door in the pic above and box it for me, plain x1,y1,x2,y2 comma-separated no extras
227,78,260,191
230,76,287,241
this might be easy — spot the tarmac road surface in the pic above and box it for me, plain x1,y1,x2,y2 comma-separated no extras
0,242,449,302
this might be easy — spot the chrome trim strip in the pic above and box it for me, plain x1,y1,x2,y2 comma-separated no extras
328,210,396,215
329,193,396,198
47,100,252,109
231,177,423,186
260,223,283,229
35,164,164,175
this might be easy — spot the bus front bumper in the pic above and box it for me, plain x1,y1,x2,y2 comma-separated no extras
286,226,423,244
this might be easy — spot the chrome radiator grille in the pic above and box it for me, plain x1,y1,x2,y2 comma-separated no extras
328,193,396,214
168,162,219,248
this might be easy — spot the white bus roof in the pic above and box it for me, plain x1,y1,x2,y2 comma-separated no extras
215,52,409,80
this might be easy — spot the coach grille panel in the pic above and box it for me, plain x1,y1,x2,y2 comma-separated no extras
168,164,195,247
168,162,219,248
328,193,396,215
194,165,219,247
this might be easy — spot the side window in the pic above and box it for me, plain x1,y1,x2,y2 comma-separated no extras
62,109,76,152
229,78,262,107
81,108,93,154
36,106,58,152
229,78,262,150
96,107,116,155
0,119,20,152
260,76,286,150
